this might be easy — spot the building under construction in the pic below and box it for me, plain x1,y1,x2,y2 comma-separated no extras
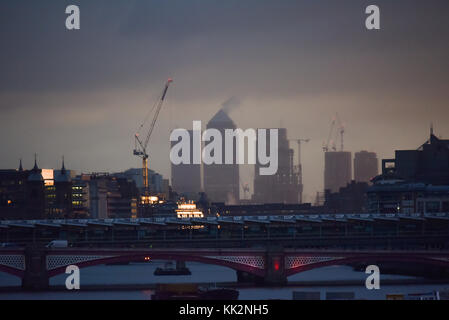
253,128,300,204
322,113,352,193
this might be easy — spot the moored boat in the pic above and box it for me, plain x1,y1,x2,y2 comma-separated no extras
151,283,239,300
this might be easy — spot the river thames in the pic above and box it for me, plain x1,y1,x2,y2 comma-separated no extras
1,261,448,300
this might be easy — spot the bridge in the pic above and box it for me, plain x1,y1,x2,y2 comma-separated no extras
1,246,449,290
1,213,449,289
1,212,449,249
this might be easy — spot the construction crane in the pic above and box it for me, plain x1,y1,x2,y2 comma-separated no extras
323,116,336,152
134,78,173,204
323,113,345,152
335,113,345,151
241,182,250,200
292,138,310,203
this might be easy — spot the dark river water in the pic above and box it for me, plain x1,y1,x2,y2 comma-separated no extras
1,261,448,300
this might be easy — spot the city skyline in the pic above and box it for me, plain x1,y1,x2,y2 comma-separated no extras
1,1,449,302
1,0,449,201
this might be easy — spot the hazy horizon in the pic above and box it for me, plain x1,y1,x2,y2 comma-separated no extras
1,0,449,202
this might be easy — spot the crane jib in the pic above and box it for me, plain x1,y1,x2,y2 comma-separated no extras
133,79,172,203
161,85,169,101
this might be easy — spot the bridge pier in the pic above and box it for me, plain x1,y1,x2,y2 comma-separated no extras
22,246,49,291
263,249,287,286
236,270,264,284
237,249,288,286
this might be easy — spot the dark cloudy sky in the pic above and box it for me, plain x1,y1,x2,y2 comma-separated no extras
1,0,449,201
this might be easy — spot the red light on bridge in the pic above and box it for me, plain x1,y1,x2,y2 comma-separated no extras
274,261,280,271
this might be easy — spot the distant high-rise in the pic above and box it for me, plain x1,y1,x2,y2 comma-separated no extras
324,151,352,193
171,130,201,199
354,151,378,183
203,109,239,204
253,128,300,203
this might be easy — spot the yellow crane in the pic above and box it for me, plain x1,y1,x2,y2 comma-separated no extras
134,78,173,204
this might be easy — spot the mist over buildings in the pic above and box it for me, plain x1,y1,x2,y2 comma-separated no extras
1,0,449,201
221,97,241,116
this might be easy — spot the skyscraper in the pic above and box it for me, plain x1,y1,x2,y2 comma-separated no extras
324,151,352,193
253,128,300,203
203,109,239,204
354,151,378,184
171,130,201,199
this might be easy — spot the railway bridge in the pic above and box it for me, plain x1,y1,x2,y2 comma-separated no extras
1,247,449,290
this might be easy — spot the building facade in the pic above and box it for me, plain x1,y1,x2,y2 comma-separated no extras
252,128,300,204
368,133,449,213
81,173,139,219
354,151,378,184
324,151,352,193
382,134,449,185
367,181,449,214
0,166,29,219
324,181,369,213
171,130,202,200
203,109,240,204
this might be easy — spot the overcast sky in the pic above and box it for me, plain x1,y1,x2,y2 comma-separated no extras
1,0,449,201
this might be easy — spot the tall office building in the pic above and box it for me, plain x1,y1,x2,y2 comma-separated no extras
324,151,352,193
171,130,201,199
354,151,378,183
82,173,138,219
203,109,239,204
253,128,300,203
